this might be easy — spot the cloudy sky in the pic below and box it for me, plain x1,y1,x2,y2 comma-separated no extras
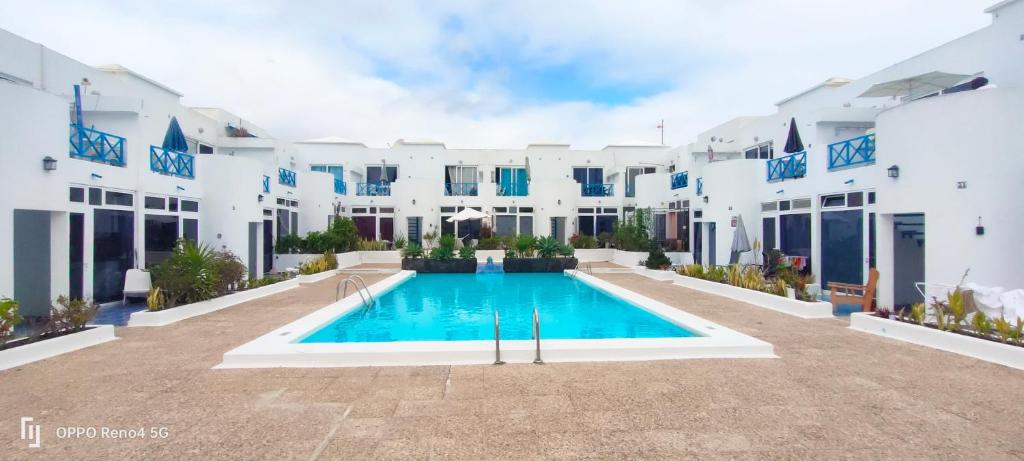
0,0,994,148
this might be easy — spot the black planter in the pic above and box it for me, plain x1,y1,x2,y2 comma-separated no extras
502,257,579,273
401,258,477,273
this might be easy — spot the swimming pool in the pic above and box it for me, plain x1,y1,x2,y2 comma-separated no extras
219,271,774,367
300,273,696,343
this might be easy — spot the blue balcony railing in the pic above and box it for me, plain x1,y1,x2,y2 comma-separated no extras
766,151,807,182
445,182,479,196
262,175,271,193
279,168,297,187
69,124,125,166
334,179,347,195
357,182,391,196
670,171,688,190
828,133,876,171
696,177,703,196
496,183,528,196
581,183,614,197
149,145,194,179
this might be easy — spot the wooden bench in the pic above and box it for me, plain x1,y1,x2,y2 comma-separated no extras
829,268,879,312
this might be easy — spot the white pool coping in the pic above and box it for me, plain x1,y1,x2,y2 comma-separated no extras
217,270,774,368
1,325,117,371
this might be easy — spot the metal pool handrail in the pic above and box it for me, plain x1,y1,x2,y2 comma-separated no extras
336,275,375,313
493,310,505,365
532,307,544,365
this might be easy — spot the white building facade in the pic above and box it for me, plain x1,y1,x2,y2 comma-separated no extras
0,0,1021,314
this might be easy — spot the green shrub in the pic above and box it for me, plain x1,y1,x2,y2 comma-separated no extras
53,296,98,331
514,234,537,258
477,237,502,250
0,297,22,344
394,234,407,250
569,233,598,249
403,243,424,258
597,232,613,248
328,217,360,252
275,233,303,254
299,251,338,275
644,241,671,269
459,245,477,260
357,239,387,251
558,244,575,257
151,240,219,307
438,234,458,251
429,246,455,260
504,247,516,259
972,311,993,337
247,276,281,289
536,236,560,258
212,250,246,295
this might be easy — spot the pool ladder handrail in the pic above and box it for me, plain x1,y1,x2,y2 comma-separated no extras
336,275,375,308
532,306,544,364
570,261,592,278
493,310,505,365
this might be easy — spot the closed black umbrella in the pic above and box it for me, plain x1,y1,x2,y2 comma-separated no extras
783,117,804,153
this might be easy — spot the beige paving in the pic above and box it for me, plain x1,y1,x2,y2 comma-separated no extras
3,267,1023,460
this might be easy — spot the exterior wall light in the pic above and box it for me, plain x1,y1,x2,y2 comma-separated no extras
258,194,264,202
702,196,709,204
887,165,900,178
43,156,57,171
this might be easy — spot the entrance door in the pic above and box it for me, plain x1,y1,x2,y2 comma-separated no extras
551,217,566,244
93,209,134,303
263,219,273,274
70,212,84,299
893,214,925,309
14,210,51,316
708,222,717,267
380,217,394,242
248,222,259,277
693,222,703,265
353,216,377,240
821,209,864,288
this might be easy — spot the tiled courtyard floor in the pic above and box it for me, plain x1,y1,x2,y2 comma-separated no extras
3,266,1023,459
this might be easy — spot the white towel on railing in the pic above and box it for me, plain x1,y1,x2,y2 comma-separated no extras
999,289,1024,322
964,283,1004,319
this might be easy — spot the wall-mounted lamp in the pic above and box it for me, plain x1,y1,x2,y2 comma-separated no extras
557,199,561,205
42,156,57,171
91,173,102,179
887,165,900,179
258,194,264,203
976,216,985,236
412,199,416,205
702,196,709,204
776,189,784,195
844,179,854,185
176,186,186,191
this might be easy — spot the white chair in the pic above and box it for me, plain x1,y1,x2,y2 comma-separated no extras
123,269,152,304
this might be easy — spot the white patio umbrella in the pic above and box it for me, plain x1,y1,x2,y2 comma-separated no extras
729,215,752,265
858,71,971,100
524,156,531,182
446,208,489,223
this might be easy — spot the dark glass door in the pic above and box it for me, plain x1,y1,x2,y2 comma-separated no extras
144,214,178,267
263,219,273,274
93,209,134,303
380,217,394,241
354,216,377,240
821,210,863,287
693,222,702,265
708,223,717,267
70,213,84,299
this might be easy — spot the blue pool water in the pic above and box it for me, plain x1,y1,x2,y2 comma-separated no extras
300,273,697,343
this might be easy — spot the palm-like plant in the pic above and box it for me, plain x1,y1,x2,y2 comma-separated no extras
536,236,560,258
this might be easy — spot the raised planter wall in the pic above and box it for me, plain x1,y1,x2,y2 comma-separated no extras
574,249,614,262
359,251,401,264
503,258,579,273
670,274,834,319
612,250,647,267
1,325,117,370
849,313,1024,370
401,258,477,273
128,277,302,327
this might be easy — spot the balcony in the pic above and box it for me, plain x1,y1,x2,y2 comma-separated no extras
334,179,347,195
581,183,614,197
496,183,528,197
696,177,703,196
445,182,479,196
828,133,875,171
357,182,391,196
69,124,125,167
149,146,194,179
766,151,807,182
262,175,270,193
279,168,297,187
670,171,688,190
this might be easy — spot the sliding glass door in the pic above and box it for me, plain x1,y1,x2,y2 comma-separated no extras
94,209,134,303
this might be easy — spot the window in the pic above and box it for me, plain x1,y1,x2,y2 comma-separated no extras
744,141,774,159
88,187,102,205
181,200,199,212
144,196,166,210
144,214,178,266
366,165,398,183
70,187,84,203
105,191,133,207
169,198,178,212
821,194,845,208
183,219,199,242
779,200,791,211
311,164,344,181
576,207,617,237
868,192,876,204
761,202,777,212
762,217,777,250
407,217,422,244
198,143,214,154
625,166,656,197
572,167,604,185
495,166,528,196
847,192,864,207
445,165,478,195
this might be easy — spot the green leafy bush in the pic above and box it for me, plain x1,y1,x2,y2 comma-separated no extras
569,233,597,249
536,236,560,258
275,233,303,254
514,234,537,258
558,244,575,257
151,240,219,307
403,243,424,258
504,247,516,259
53,296,98,331
644,241,671,269
394,234,407,250
357,239,387,251
0,297,22,344
299,251,338,275
972,311,993,337
477,237,502,250
459,245,477,260
212,250,246,295
429,234,458,260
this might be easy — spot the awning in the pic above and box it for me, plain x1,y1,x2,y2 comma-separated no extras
858,71,971,99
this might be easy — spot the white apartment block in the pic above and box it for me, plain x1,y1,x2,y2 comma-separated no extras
1,0,1021,315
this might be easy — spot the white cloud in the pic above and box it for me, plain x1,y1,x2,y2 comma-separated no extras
0,0,993,148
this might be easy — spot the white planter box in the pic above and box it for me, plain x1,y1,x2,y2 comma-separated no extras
612,250,647,267
672,275,834,319
574,248,614,262
638,267,676,281
297,269,340,285
336,252,361,269
128,278,301,327
1,325,117,370
849,313,1024,370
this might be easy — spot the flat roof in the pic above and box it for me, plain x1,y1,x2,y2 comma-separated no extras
94,64,183,97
